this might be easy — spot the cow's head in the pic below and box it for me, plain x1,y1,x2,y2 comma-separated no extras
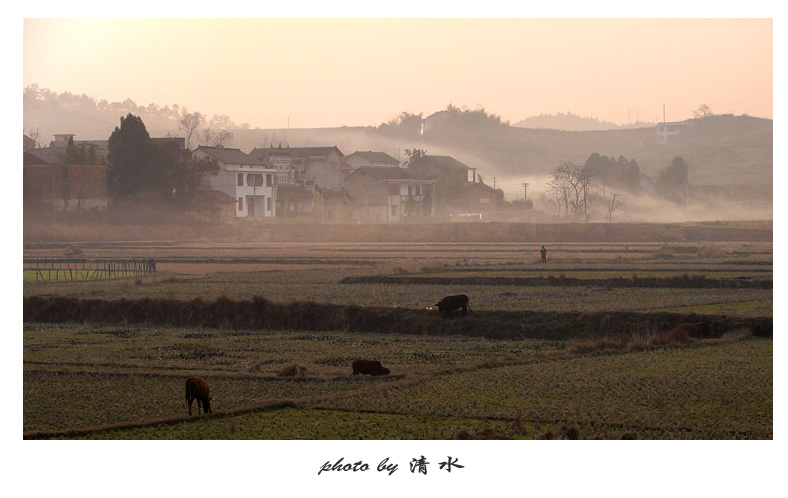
203,396,213,414
381,367,390,375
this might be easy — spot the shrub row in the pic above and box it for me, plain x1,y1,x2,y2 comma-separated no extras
340,275,772,289
23,296,769,341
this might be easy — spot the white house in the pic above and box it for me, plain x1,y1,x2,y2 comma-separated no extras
193,146,278,219
656,121,692,145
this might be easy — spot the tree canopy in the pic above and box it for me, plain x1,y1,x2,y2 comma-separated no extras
107,113,218,198
107,114,154,196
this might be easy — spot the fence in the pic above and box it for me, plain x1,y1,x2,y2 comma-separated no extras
23,258,157,282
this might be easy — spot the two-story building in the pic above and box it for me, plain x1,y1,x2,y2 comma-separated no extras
345,166,436,222
193,146,277,219
23,134,109,213
406,155,477,213
342,150,401,178
249,145,344,190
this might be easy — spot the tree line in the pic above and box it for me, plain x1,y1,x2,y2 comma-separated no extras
543,153,691,222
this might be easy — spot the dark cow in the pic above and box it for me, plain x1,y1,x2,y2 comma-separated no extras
185,376,212,415
672,322,712,339
352,359,390,376
435,294,472,316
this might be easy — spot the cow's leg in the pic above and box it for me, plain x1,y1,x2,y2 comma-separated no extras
188,397,194,416
197,399,202,415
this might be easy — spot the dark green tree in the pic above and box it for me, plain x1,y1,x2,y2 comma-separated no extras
107,113,154,196
656,156,689,202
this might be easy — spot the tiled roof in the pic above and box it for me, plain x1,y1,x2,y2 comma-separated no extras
24,151,51,166
192,189,238,204
409,155,471,170
347,150,400,165
466,181,500,192
24,148,65,165
277,184,314,201
351,166,417,181
195,146,266,166
250,146,343,160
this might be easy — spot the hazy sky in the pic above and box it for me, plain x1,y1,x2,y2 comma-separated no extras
23,18,773,129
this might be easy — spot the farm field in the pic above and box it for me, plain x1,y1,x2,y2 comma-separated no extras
23,323,771,439
22,237,773,439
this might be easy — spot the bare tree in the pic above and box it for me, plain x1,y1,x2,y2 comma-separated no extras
27,127,42,148
178,111,205,149
200,129,234,148
546,161,595,221
606,193,624,222
692,104,714,119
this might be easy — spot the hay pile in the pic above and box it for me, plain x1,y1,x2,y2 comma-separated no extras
277,364,307,377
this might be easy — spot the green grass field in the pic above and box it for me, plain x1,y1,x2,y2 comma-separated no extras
23,239,773,439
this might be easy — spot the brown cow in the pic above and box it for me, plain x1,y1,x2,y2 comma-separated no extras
435,294,472,317
185,376,212,415
672,322,712,339
352,359,390,376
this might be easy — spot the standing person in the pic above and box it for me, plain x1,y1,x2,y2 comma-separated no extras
540,245,547,263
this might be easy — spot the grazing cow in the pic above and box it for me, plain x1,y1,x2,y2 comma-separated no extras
672,322,712,339
435,294,472,316
352,359,390,376
185,376,212,415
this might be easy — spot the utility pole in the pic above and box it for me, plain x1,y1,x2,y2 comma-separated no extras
492,177,496,189
521,182,529,209
287,117,290,129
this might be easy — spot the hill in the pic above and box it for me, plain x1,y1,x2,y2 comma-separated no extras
513,112,654,131
23,90,772,210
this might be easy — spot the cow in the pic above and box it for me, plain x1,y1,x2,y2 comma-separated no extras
672,322,712,339
352,359,390,376
185,376,212,415
435,294,472,317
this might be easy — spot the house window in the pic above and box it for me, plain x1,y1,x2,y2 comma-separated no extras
266,174,273,186
238,197,243,211
247,174,264,187
415,185,421,196
389,183,399,196
407,185,413,196
267,197,273,212
237,173,243,186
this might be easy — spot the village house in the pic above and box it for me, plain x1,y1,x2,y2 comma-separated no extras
186,189,238,223
342,150,401,178
313,185,359,223
193,146,277,220
249,145,344,190
420,110,451,135
406,155,478,212
23,134,108,213
345,166,436,222
465,179,504,212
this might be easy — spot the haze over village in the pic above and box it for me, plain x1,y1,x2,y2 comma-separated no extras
22,18,773,227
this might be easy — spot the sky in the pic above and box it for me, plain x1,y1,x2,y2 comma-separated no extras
22,18,773,129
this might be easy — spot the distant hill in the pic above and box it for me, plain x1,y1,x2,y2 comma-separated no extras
513,112,655,131
23,88,771,207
